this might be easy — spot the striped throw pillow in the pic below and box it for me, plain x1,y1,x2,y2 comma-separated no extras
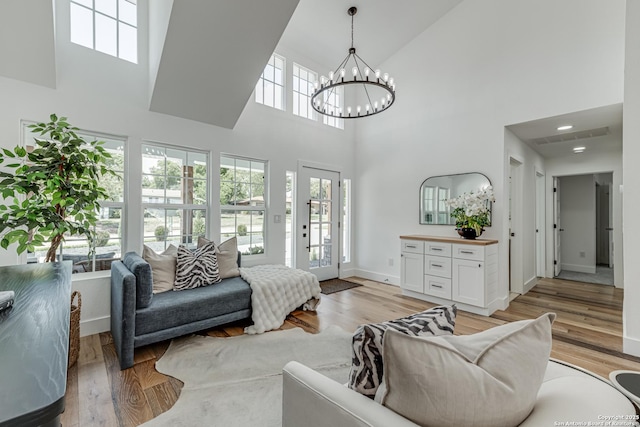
348,305,457,398
173,242,221,291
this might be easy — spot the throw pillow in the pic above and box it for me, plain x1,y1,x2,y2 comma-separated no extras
198,236,240,279
174,242,221,291
142,245,178,294
379,312,556,427
347,305,457,398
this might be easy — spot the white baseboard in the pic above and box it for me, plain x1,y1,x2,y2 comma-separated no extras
339,268,357,279
80,315,110,337
523,276,537,294
353,268,400,286
623,335,640,357
561,263,596,274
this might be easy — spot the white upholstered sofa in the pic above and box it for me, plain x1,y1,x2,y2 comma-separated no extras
283,359,638,427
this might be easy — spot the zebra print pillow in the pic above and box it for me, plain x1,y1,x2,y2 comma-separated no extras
348,305,457,398
173,242,221,291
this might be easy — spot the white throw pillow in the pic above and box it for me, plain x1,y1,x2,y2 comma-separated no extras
198,236,240,279
142,244,178,294
379,313,556,427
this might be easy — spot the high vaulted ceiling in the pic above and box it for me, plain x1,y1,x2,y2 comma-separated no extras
0,0,463,129
280,0,464,69
150,0,463,128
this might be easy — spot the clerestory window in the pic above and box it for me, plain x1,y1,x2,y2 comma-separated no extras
70,0,138,63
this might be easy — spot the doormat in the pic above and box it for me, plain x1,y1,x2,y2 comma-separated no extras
319,278,363,295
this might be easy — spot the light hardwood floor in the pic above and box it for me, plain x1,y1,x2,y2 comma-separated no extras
62,277,640,427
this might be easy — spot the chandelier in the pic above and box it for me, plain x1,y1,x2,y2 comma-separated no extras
310,6,396,119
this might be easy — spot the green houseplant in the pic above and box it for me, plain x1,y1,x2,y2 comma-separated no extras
0,114,117,261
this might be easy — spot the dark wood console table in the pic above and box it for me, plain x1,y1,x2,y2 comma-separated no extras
0,262,72,427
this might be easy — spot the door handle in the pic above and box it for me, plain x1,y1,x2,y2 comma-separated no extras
510,232,515,237
559,228,565,231
606,227,613,231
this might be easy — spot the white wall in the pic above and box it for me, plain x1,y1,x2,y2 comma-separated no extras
0,2,355,334
504,129,545,292
544,148,623,286
353,0,626,310
559,175,596,273
623,0,640,356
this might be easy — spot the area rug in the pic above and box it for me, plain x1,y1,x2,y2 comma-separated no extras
140,326,352,427
319,278,363,294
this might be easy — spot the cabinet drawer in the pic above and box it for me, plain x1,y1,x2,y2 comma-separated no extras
425,242,451,257
402,240,423,254
424,275,452,299
425,255,452,278
453,244,485,261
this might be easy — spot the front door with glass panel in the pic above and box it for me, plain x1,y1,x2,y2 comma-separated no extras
296,167,340,281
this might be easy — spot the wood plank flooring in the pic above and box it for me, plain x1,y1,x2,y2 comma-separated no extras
62,277,640,427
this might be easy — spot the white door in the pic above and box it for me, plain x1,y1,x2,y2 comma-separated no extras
535,171,545,277
509,158,523,294
553,177,562,277
608,182,614,269
296,167,340,281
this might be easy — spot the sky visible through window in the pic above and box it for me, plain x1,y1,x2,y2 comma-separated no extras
70,0,138,63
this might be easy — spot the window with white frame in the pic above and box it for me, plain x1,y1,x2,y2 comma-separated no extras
220,156,267,256
293,63,317,120
285,171,295,267
142,144,208,252
70,0,138,63
21,123,126,272
255,53,285,110
322,86,344,129
342,178,351,263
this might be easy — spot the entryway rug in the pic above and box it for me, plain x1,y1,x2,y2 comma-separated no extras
140,326,352,427
319,278,363,294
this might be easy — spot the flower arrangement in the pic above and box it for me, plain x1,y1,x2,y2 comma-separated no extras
444,186,495,237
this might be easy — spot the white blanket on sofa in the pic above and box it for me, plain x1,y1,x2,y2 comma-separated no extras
240,265,321,334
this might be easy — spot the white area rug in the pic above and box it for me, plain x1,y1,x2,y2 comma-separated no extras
141,326,353,427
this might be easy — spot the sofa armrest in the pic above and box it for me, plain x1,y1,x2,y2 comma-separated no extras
282,362,418,427
110,261,137,370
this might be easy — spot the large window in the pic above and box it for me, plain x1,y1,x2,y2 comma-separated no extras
322,86,344,129
293,63,317,120
220,156,267,256
142,144,208,252
21,124,125,273
342,179,351,263
285,171,295,267
70,0,138,63
255,53,285,110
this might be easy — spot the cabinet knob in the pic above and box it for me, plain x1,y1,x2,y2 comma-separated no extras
478,264,481,268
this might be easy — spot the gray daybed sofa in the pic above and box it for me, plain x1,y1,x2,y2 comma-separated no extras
110,251,251,369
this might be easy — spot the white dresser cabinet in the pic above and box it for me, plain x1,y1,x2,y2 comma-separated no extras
400,235,501,316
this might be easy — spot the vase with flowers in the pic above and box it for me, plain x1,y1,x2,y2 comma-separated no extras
444,186,495,239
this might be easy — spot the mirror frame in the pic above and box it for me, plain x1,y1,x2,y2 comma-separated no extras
419,172,492,225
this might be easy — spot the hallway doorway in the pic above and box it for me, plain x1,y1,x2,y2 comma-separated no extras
553,173,613,286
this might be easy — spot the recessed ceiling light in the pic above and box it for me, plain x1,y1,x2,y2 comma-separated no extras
557,125,573,131
573,146,586,153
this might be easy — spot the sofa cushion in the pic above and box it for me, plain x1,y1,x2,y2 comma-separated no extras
123,252,153,309
347,305,456,398
198,236,241,279
379,312,555,427
135,276,252,336
143,245,178,294
174,242,221,290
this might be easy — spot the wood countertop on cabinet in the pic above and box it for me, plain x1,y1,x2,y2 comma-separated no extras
400,235,499,246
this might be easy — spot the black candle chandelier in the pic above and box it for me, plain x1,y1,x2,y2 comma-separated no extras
310,6,396,119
